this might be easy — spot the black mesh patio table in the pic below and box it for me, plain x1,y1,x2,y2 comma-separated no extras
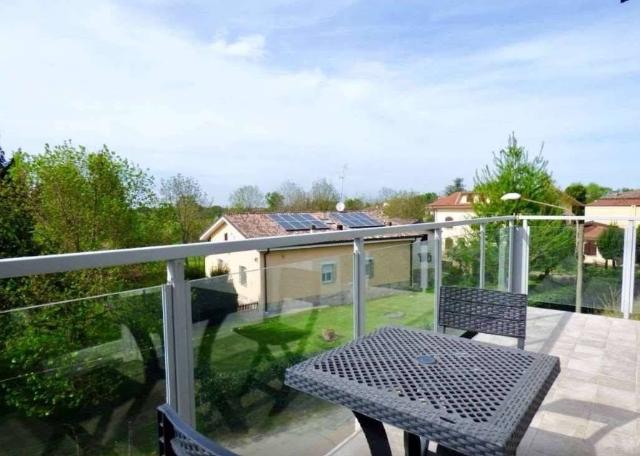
285,326,560,456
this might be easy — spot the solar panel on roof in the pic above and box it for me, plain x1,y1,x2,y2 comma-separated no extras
331,212,384,228
269,213,330,231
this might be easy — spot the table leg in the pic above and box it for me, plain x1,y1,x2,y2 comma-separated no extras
353,412,392,456
403,431,425,456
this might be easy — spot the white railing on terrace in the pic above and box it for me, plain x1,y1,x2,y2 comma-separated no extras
0,214,637,428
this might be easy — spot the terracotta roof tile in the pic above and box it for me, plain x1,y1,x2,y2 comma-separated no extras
588,190,640,207
428,192,474,209
583,222,609,242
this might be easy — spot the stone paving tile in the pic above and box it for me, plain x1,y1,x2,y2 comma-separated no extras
333,308,640,456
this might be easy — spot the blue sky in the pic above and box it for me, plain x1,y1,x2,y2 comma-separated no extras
0,0,638,203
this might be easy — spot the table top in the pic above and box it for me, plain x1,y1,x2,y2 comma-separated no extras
284,326,560,456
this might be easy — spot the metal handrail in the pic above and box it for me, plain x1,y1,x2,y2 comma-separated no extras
0,216,515,279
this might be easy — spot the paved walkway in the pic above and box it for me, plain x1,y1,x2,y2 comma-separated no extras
333,308,640,455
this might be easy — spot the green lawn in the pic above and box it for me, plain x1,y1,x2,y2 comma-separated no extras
198,290,435,372
193,289,435,449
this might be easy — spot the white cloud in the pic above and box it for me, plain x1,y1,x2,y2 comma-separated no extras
210,34,266,59
0,0,638,203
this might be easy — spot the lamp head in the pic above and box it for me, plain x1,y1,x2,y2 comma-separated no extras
500,192,522,201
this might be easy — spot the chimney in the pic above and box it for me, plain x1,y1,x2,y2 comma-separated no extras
336,224,344,231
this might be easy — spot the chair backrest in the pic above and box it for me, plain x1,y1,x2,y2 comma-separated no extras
157,404,239,456
438,286,527,348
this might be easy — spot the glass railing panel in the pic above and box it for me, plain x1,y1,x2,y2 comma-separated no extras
363,240,435,333
528,221,579,311
527,221,627,317
190,249,355,456
580,222,625,317
0,286,165,455
440,223,510,290
484,225,511,291
441,223,481,288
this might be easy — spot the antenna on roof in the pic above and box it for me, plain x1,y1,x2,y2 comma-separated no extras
336,164,348,212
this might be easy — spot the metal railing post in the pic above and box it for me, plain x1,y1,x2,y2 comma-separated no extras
509,221,529,295
621,221,637,319
353,238,366,338
507,220,515,292
479,224,486,289
433,229,443,331
166,259,196,425
575,221,584,313
521,219,530,295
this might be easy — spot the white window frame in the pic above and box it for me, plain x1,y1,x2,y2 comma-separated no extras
365,257,374,279
239,265,247,286
321,262,336,284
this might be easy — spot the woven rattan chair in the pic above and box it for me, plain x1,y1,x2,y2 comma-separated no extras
157,404,238,456
438,286,528,349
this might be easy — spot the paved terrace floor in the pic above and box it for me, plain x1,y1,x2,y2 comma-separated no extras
333,307,640,456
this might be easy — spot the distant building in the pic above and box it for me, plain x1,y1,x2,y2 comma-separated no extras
582,222,609,265
427,192,480,246
199,211,423,313
585,190,640,228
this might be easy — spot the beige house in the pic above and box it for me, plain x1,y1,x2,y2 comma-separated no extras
427,192,479,247
581,190,640,265
585,190,640,228
198,211,422,314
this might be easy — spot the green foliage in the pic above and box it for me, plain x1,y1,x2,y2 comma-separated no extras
0,151,39,258
27,143,155,252
443,177,466,195
344,197,365,210
474,133,559,216
309,178,339,211
265,191,284,211
160,173,210,243
564,183,586,215
382,191,428,221
0,289,163,419
598,225,624,268
229,185,264,210
529,222,576,276
277,181,307,210
584,182,612,203
0,302,121,417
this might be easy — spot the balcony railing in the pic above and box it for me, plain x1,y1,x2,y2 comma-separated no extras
0,215,637,455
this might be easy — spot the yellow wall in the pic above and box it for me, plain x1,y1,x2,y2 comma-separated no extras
264,240,413,307
585,205,640,227
204,218,415,311
204,221,263,306
432,207,476,242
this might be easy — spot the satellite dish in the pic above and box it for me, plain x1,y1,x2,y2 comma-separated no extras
336,201,346,212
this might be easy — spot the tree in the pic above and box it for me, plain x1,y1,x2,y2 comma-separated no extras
474,134,574,277
265,191,284,211
278,181,308,210
377,187,398,202
229,185,264,210
598,225,624,269
27,143,155,252
474,134,559,216
344,197,365,210
0,151,38,259
160,174,208,243
564,183,587,216
444,177,466,195
584,183,612,203
309,178,339,211
383,191,427,221
0,144,164,452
